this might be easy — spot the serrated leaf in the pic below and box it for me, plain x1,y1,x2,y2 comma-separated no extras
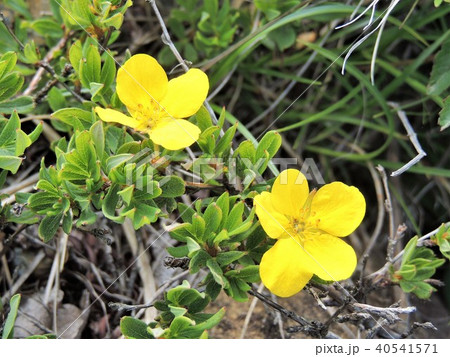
38,211,63,242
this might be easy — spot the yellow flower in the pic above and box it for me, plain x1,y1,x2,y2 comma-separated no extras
95,54,209,150
253,169,366,297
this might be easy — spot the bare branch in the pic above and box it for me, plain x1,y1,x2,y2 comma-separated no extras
388,102,427,176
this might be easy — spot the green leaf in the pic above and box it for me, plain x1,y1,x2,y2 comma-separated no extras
225,277,250,302
28,18,63,38
118,185,134,206
103,12,124,29
216,251,246,266
102,183,122,222
438,96,450,131
225,201,244,232
167,245,189,258
2,294,21,339
191,214,206,241
160,175,186,198
185,307,225,333
433,224,450,259
255,130,282,161
268,25,296,51
47,87,67,111
401,236,418,266
206,259,228,288
189,249,211,273
121,202,160,229
21,41,40,64
0,96,34,114
89,82,104,102
428,38,450,96
90,120,105,161
62,210,73,234
69,40,83,73
0,73,24,102
169,223,192,243
0,52,17,79
203,203,222,236
399,281,435,299
120,317,153,339
215,192,230,218
79,44,101,89
0,156,22,174
194,105,213,131
235,140,256,162
214,123,237,155
166,281,205,306
168,316,194,337
52,108,94,131
100,51,116,91
177,202,196,223
38,211,63,242
225,265,260,283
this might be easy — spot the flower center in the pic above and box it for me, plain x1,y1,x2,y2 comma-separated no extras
287,189,318,244
131,101,166,130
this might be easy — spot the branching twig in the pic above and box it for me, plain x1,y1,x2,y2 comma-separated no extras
145,0,219,126
388,102,427,176
376,165,396,263
367,224,446,280
248,288,339,338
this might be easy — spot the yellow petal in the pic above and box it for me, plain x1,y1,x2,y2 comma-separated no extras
309,182,366,237
149,118,200,150
95,107,139,128
160,68,209,118
304,232,357,281
116,54,168,111
260,238,313,297
271,169,309,218
254,191,290,239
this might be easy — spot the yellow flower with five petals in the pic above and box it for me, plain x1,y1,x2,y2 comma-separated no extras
253,169,366,297
95,54,209,150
